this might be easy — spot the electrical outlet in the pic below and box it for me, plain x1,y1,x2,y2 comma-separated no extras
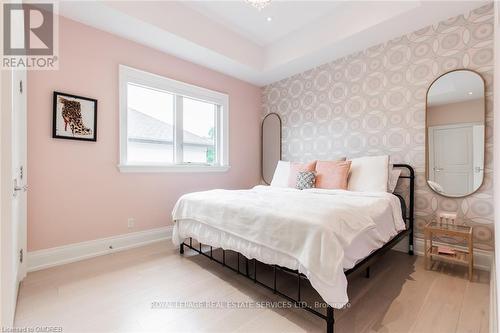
127,218,135,228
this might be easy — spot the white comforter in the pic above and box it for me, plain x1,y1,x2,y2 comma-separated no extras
172,186,405,308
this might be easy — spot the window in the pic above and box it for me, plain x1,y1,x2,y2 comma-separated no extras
119,65,229,172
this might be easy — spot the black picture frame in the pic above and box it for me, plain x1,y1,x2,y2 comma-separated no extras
52,91,98,142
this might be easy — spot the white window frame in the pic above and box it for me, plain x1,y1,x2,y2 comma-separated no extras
118,65,229,173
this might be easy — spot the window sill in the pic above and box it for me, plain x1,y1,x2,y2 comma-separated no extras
117,164,231,173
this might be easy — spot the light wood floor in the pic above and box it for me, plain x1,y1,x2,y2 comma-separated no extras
15,241,489,333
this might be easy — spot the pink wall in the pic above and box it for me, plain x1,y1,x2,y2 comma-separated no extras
427,98,484,126
27,17,262,251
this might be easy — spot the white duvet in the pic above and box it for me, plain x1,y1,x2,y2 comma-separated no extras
172,186,405,308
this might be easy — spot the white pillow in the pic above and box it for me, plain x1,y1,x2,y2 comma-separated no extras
388,168,401,193
347,155,389,192
270,161,290,187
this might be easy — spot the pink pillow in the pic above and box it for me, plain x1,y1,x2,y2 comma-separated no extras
288,161,317,187
315,160,352,190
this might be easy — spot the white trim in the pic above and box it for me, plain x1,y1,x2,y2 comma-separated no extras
428,126,434,181
491,257,497,333
174,94,183,164
120,65,229,105
392,236,492,271
25,228,492,275
118,65,128,165
27,226,173,272
494,3,500,332
428,122,483,131
1,65,16,328
117,164,230,173
118,65,230,172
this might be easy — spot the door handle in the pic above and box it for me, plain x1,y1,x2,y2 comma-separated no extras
434,168,443,172
14,185,27,192
13,179,27,196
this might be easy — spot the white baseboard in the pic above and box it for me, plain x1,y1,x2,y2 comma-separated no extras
392,236,492,271
490,257,497,333
27,228,492,273
27,226,173,272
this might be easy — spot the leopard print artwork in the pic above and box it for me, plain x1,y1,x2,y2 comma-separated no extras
59,97,92,136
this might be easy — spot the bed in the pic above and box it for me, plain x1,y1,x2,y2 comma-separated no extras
172,164,414,333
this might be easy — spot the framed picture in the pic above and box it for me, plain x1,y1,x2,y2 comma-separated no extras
53,91,97,142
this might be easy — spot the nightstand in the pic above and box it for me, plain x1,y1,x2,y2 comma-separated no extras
424,222,473,281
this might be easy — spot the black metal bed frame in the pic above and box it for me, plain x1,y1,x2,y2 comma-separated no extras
179,164,415,333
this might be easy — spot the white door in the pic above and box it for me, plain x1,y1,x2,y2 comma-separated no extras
429,124,474,196
0,68,27,327
12,69,28,283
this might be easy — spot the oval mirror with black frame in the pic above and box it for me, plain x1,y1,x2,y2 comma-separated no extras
426,69,485,197
262,113,282,185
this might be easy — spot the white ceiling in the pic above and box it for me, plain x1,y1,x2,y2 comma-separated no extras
183,1,343,46
428,70,485,106
57,1,489,86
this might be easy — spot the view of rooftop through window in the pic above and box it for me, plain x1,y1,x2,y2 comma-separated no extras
126,83,217,165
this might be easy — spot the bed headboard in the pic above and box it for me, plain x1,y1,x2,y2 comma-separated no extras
393,164,415,254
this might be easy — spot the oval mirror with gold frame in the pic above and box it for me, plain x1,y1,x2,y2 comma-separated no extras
425,69,485,197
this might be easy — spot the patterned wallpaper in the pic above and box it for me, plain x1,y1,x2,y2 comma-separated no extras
262,4,494,250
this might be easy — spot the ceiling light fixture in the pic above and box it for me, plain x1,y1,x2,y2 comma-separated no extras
267,17,272,22
246,0,271,11
468,91,473,95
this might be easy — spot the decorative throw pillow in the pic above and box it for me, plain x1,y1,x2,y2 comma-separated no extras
296,171,316,190
288,161,317,187
270,161,291,187
347,155,389,192
315,160,352,190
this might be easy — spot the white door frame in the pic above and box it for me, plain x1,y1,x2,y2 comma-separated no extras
1,67,28,327
472,124,485,189
1,68,17,329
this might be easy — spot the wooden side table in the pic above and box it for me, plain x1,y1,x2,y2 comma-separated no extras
424,222,473,281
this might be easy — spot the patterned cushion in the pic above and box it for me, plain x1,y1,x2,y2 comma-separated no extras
288,161,317,187
296,171,316,190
